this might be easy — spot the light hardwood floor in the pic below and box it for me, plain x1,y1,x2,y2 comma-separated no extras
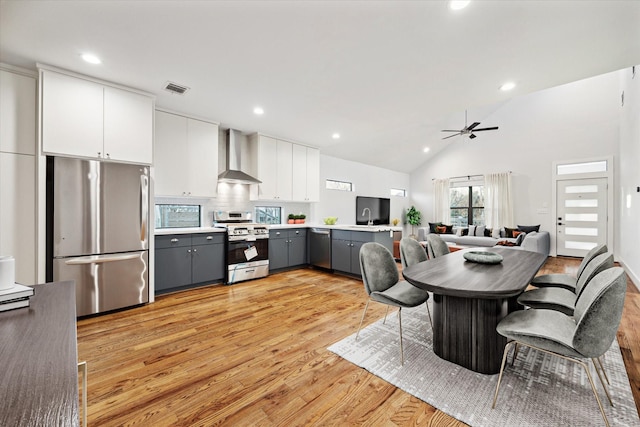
77,257,640,426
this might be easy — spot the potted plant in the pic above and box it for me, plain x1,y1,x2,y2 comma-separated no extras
406,206,421,238
295,214,306,224
287,214,295,224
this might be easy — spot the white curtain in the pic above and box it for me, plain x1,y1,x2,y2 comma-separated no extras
484,172,514,233
433,178,451,223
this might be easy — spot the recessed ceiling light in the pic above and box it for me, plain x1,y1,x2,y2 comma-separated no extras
423,147,430,153
81,53,101,64
253,107,264,115
332,133,340,139
500,81,516,91
449,0,470,11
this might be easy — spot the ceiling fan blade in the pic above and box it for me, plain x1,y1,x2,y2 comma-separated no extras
471,126,499,132
441,129,462,132
468,133,477,139
466,122,481,131
442,133,462,140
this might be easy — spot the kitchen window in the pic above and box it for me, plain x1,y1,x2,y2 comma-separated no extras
155,204,201,228
255,206,282,224
326,179,353,192
390,188,406,197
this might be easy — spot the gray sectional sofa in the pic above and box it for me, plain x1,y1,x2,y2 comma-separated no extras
417,226,550,256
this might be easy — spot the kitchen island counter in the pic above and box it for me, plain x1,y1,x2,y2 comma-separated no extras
154,227,226,235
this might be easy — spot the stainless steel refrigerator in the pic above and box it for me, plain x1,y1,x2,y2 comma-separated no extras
49,157,150,316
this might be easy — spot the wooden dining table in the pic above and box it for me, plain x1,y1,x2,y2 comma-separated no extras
402,246,548,374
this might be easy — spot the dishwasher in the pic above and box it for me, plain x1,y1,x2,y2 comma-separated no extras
309,228,332,269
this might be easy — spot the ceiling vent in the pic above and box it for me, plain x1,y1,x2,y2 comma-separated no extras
163,81,189,95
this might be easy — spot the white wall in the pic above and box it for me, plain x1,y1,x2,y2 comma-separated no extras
410,70,621,253
313,154,411,229
618,66,640,288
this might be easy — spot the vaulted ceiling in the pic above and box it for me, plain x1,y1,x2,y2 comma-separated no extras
1,0,639,172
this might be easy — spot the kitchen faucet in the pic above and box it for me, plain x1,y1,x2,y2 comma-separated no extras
362,208,372,226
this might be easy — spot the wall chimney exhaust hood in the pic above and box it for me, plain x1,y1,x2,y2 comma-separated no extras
218,129,262,184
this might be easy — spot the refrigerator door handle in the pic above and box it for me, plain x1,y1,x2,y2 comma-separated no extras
140,173,149,243
64,253,142,265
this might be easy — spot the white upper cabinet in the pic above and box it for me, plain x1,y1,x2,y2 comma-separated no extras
0,69,37,155
292,144,320,202
250,133,319,202
40,68,153,164
249,134,293,201
154,110,218,198
104,86,153,164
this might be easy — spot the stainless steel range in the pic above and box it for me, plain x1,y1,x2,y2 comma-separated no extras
214,211,269,284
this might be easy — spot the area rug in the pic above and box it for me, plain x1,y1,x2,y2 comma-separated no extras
328,305,640,426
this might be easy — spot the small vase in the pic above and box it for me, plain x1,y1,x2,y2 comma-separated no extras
288,219,295,224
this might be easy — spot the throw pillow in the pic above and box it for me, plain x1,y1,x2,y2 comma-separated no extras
436,225,447,234
475,225,486,237
515,232,527,246
468,225,477,236
429,222,442,233
517,224,540,233
504,227,518,238
484,228,492,237
461,228,469,236
512,230,525,237
444,224,454,234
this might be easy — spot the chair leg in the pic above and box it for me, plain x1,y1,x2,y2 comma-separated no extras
492,341,514,409
398,307,404,365
592,358,614,407
425,301,433,330
597,356,611,385
382,305,391,325
355,300,370,341
78,361,87,427
511,343,519,366
579,358,611,427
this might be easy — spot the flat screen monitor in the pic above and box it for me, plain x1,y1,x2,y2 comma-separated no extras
356,196,390,225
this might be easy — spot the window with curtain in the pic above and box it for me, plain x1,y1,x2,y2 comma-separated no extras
484,172,514,232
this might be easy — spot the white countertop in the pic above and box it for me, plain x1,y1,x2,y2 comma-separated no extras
269,223,403,232
155,224,403,235
154,227,226,235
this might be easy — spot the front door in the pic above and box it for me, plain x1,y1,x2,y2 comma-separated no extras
556,178,607,257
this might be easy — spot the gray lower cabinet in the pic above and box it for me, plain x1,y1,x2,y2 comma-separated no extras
155,233,225,293
331,230,393,277
269,228,307,271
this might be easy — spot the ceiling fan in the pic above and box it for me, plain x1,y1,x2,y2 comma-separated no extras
441,110,499,140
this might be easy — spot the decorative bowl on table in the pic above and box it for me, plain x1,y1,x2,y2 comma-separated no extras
323,217,338,225
463,251,503,264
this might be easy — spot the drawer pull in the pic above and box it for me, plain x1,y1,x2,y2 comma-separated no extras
171,238,179,243
206,236,213,240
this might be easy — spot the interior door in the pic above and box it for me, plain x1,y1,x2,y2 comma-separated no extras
556,178,607,257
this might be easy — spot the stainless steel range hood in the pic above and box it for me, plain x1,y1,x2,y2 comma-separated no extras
218,129,261,184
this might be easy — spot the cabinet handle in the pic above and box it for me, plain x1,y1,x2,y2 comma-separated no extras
97,152,101,157
106,153,110,158
187,249,191,253
295,230,299,234
193,248,197,253
171,238,179,243
206,236,213,240
276,232,281,236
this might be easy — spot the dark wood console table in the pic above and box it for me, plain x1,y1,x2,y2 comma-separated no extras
402,247,547,374
0,281,79,426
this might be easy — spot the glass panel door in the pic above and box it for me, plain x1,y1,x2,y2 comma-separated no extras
556,178,607,257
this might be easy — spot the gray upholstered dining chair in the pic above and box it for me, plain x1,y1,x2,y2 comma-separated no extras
356,242,431,365
517,252,614,316
426,234,450,259
493,267,627,427
399,237,433,328
530,243,607,291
